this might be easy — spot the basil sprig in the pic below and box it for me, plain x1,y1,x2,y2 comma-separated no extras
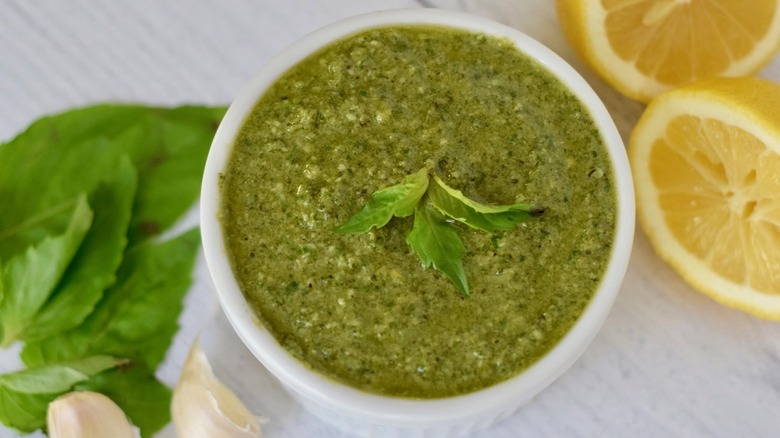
338,168,543,295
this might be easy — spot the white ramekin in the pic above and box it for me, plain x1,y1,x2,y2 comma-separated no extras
201,8,634,437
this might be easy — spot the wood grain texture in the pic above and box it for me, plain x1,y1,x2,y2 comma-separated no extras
1,1,779,437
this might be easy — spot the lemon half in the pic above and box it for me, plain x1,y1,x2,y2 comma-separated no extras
557,0,780,102
630,76,780,319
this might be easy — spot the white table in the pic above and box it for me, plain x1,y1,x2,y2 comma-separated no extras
2,1,779,437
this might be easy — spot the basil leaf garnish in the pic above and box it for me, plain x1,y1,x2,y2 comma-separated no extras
406,199,469,296
336,167,429,234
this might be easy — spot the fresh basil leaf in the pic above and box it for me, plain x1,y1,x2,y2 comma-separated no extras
22,156,138,342
22,229,201,370
406,199,469,296
0,198,89,264
337,168,429,234
0,104,226,252
77,366,171,438
0,194,93,346
111,106,226,244
0,355,121,433
0,356,122,394
428,175,539,232
0,391,40,433
0,121,128,262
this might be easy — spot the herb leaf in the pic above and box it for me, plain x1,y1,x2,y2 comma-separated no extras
0,104,226,252
19,229,200,437
406,199,469,296
77,365,172,438
0,104,223,345
428,174,538,232
22,156,138,342
0,355,122,433
0,194,93,346
21,228,200,371
336,168,429,234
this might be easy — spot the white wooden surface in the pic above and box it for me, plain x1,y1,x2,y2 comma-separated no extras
1,1,780,437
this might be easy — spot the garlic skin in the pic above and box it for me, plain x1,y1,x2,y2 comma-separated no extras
172,340,262,438
47,391,136,438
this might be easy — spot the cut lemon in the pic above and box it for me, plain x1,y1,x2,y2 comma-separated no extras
630,76,780,320
556,0,780,102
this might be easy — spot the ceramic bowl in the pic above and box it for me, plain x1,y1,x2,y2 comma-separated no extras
201,8,634,437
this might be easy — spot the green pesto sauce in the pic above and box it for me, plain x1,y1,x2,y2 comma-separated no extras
221,25,616,398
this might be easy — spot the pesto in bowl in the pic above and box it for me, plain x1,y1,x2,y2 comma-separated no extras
220,25,615,398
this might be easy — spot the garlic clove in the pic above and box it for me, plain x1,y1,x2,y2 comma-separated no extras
172,340,263,438
47,391,137,438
